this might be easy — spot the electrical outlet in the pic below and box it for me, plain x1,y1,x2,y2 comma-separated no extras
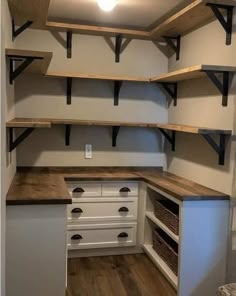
85,144,92,159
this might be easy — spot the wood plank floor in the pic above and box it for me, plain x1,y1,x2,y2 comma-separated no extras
67,254,177,296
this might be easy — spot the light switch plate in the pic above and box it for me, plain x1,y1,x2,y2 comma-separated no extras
85,144,92,159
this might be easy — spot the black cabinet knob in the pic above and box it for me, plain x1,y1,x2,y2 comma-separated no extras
118,207,129,213
71,234,83,240
71,208,83,214
119,187,131,193
73,187,85,193
118,232,128,238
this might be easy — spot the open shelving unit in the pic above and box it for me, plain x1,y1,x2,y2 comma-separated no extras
143,244,178,288
8,0,235,62
5,48,52,84
46,71,150,105
6,118,160,152
144,185,180,289
6,118,232,165
151,65,236,107
145,212,179,243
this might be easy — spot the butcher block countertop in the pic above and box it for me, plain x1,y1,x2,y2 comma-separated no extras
6,167,229,205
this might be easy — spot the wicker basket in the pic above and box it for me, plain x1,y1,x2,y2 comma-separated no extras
154,199,179,235
152,228,178,275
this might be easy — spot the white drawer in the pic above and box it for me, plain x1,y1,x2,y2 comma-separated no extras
67,223,137,250
67,182,101,199
102,182,138,197
67,197,138,222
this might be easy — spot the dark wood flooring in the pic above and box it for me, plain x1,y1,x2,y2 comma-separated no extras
67,254,177,296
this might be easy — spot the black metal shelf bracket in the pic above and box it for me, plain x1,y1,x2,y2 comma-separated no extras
206,3,234,45
8,55,43,85
12,19,33,40
159,129,176,151
162,35,181,60
115,34,123,63
65,124,71,146
202,133,227,165
9,127,35,152
112,126,120,147
67,77,73,105
158,82,178,106
204,70,230,106
67,31,73,58
114,80,123,106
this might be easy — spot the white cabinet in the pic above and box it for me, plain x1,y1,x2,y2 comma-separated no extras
143,183,230,296
66,181,139,253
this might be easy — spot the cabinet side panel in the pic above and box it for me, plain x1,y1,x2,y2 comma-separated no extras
178,200,229,296
6,205,67,296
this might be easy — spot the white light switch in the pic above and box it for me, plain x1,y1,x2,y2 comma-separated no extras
85,144,92,159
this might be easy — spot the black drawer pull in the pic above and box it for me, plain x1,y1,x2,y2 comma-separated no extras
118,232,128,238
71,234,83,240
71,208,83,214
119,187,131,193
118,207,129,213
73,187,85,193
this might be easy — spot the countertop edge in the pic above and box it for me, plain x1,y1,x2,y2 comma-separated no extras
6,167,230,205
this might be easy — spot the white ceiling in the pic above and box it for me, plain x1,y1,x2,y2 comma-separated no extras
48,0,188,29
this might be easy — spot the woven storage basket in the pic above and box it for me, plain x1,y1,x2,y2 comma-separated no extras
153,228,178,275
154,199,179,235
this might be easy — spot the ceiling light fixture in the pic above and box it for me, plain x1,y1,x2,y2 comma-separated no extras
97,0,117,12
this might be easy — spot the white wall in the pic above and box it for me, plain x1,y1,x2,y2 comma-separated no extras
167,17,236,281
14,30,168,167
1,0,16,295
167,18,236,195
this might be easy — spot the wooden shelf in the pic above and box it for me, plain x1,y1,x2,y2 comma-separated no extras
155,123,232,135
6,119,232,165
8,0,50,30
6,119,231,135
9,0,235,42
150,0,236,39
6,118,51,128
146,212,179,243
143,244,178,289
6,118,158,128
151,65,236,83
46,72,150,83
46,21,150,40
6,48,52,75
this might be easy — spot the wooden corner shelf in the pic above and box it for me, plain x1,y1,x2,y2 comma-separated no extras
151,65,236,107
6,118,232,165
155,123,231,166
151,65,236,83
8,0,235,64
150,0,236,39
155,123,232,135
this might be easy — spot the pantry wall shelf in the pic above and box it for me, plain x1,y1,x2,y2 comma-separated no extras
151,65,236,106
6,48,53,84
6,118,232,164
46,72,150,106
